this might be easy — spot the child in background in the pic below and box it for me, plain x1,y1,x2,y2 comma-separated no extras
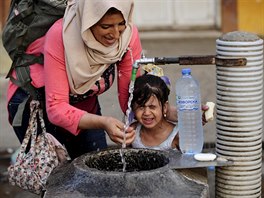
130,74,179,151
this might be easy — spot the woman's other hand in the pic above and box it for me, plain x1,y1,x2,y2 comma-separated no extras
166,104,212,126
202,104,209,125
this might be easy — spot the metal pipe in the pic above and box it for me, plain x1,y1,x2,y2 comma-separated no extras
132,56,246,70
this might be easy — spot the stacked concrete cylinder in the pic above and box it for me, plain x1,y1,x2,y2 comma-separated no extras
215,31,263,198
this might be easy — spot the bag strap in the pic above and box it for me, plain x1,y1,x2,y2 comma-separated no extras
16,100,47,159
12,95,30,127
10,4,34,24
6,51,44,99
7,0,18,19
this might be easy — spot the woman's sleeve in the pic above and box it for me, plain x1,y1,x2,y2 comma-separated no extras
117,25,142,113
44,20,85,135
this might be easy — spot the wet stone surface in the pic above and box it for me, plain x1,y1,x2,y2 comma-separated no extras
45,148,209,198
86,148,169,172
1,148,264,197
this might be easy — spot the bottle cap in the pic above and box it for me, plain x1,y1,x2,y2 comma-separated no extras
182,68,191,75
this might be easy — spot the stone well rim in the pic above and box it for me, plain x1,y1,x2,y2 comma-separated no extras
72,148,171,174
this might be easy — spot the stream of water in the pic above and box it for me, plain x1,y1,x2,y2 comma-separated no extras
120,80,135,172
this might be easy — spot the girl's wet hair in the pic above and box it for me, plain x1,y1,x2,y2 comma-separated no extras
131,74,170,110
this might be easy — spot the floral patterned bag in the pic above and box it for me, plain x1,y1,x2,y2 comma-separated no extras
8,100,61,195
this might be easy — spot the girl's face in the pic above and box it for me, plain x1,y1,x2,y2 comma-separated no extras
91,12,126,47
134,95,168,129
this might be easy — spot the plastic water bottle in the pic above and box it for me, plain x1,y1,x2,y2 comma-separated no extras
176,68,204,154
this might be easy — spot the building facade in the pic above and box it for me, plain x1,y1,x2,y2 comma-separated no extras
0,0,263,36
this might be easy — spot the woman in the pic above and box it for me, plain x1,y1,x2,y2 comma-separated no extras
7,0,141,159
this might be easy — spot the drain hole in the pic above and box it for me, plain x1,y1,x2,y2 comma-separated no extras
85,149,169,172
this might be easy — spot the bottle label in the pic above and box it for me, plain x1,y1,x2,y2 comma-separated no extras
177,96,199,111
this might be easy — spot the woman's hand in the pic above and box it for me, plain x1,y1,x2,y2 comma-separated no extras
79,113,135,146
202,104,209,125
103,117,136,146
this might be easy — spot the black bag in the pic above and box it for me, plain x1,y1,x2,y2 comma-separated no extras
2,0,67,99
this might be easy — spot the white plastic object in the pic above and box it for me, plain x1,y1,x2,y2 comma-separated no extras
194,153,217,161
205,102,215,121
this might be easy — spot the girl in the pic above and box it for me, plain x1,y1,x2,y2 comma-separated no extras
131,74,179,150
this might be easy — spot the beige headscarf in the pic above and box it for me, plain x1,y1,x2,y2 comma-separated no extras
63,0,134,94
